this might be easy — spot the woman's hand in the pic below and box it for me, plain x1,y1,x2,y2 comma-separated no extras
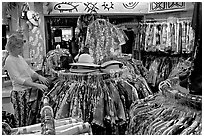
36,83,48,92
38,75,49,85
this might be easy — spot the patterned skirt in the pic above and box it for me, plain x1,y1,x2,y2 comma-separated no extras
10,88,43,127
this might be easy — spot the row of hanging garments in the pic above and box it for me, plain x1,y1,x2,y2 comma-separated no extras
92,54,152,98
46,67,152,135
127,82,202,135
139,20,195,54
99,54,149,82
142,55,191,88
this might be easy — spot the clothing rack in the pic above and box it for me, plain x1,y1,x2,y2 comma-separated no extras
142,17,192,23
50,69,124,81
116,22,140,29
45,65,154,135
46,71,132,134
127,82,202,135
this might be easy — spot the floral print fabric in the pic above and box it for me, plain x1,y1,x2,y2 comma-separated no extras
143,55,189,87
42,48,72,75
85,19,127,64
127,94,202,135
140,20,195,54
10,88,43,127
47,70,153,135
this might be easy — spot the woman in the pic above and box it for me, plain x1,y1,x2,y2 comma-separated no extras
4,33,49,127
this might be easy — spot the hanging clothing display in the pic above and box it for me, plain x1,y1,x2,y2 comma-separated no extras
137,19,196,91
127,88,202,135
139,20,195,54
143,55,191,88
2,1,203,136
45,68,152,135
47,73,129,134
42,48,73,76
168,58,192,79
99,54,149,80
76,14,109,49
84,19,127,64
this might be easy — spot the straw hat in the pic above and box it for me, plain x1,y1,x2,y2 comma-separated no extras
70,54,100,68
100,60,123,73
70,54,100,73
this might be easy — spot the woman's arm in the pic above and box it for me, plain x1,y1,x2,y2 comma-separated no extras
5,57,48,92
32,72,49,85
23,80,48,92
21,55,49,85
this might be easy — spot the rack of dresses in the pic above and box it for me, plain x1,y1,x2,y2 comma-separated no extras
127,77,202,135
137,19,196,91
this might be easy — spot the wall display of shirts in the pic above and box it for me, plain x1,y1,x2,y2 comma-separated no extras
138,20,195,54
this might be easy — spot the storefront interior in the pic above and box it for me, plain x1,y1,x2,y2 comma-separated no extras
2,2,202,135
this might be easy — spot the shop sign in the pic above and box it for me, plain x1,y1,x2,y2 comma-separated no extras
149,2,186,13
43,2,149,14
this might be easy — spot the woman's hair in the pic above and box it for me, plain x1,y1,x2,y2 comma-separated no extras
6,33,24,53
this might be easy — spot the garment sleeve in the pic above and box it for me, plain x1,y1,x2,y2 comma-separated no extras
5,59,26,85
19,56,36,77
28,66,37,77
